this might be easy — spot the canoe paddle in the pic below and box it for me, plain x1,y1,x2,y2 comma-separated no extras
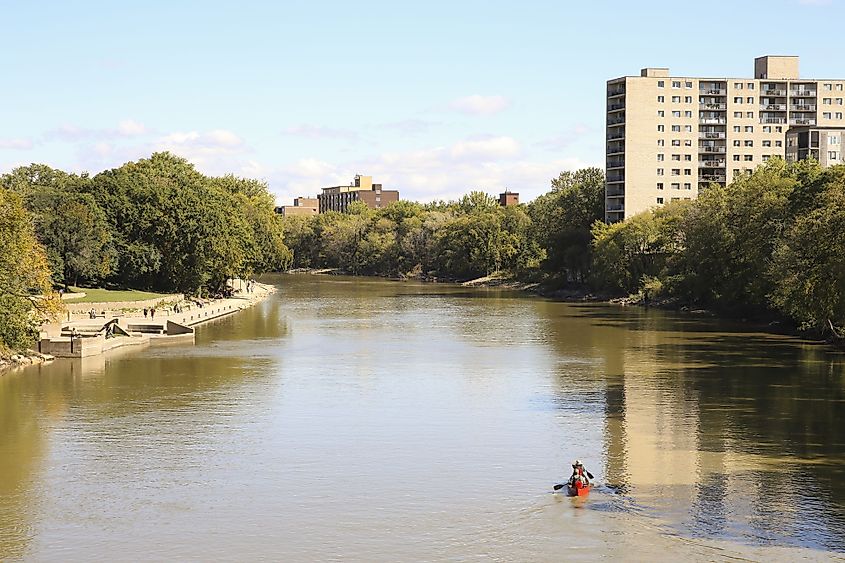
553,471,595,491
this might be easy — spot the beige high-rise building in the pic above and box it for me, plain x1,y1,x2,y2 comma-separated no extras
606,56,845,222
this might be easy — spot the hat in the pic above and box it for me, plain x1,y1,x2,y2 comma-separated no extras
572,459,582,466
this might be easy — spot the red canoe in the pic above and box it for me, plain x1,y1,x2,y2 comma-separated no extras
567,482,591,497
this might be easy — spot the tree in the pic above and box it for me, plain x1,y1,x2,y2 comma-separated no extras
0,188,62,351
529,167,605,283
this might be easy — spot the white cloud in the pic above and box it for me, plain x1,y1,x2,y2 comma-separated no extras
535,124,593,151
117,119,147,136
450,136,520,160
449,94,510,115
0,138,34,150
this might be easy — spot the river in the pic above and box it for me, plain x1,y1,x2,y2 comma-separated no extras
1,274,844,561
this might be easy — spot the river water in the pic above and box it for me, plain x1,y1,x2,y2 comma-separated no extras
1,274,844,561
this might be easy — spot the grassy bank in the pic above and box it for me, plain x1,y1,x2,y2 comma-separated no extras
66,286,170,303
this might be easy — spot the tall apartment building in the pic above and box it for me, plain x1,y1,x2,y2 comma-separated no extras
606,56,845,222
318,175,399,213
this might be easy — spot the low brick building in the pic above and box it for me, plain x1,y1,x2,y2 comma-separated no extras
499,191,519,206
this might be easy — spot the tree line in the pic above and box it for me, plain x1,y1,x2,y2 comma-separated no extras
0,152,291,351
2,154,843,352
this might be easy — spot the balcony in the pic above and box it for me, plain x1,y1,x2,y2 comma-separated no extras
699,117,726,124
700,88,726,95
606,187,625,197
790,118,817,125
699,132,726,139
606,144,625,155
606,158,624,169
699,146,726,153
701,103,727,110
607,132,625,141
608,102,625,111
699,174,727,182
606,204,625,212
791,105,817,111
762,89,787,97
606,174,624,183
607,116,625,125
761,117,787,124
791,90,817,97
699,159,726,167
608,87,625,97
761,104,787,111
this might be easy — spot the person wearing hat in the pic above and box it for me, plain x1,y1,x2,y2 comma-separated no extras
568,459,591,487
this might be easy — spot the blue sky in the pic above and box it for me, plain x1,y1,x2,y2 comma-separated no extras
2,0,844,203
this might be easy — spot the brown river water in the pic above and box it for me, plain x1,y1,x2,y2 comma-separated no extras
1,274,844,561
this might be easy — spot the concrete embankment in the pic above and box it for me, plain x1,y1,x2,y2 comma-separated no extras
35,281,275,360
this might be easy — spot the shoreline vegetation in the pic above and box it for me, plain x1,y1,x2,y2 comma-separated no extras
2,153,844,359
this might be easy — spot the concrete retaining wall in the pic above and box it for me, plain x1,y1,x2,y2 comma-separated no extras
65,294,183,313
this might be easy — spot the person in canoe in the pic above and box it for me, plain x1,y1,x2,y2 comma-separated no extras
569,459,592,487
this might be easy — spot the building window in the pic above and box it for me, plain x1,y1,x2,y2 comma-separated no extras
657,153,665,161
733,155,740,161
762,155,771,162
685,96,692,103
747,97,754,103
744,140,753,147
734,82,743,89
838,99,844,105
658,95,665,102
823,98,832,105
837,84,844,91
657,197,664,204
829,151,839,160
837,112,844,119
733,140,741,146
747,83,755,90
685,81,693,88
775,140,782,147
684,169,692,175
671,139,680,146
763,126,771,133
733,125,741,132
671,182,680,189
657,168,664,176
744,155,753,161
824,83,832,91
657,139,665,146
671,168,680,176
658,124,665,131
657,182,664,190
685,125,692,132
734,112,742,118
684,140,692,146
823,112,832,119
672,96,681,103
831,136,840,145
745,126,753,132
672,80,680,88
684,155,692,161
685,110,692,117
684,183,691,189
734,97,743,103
763,140,771,147
672,110,681,117
746,112,754,118
657,110,665,117
776,126,782,132
671,154,680,161
672,125,681,132
658,80,665,88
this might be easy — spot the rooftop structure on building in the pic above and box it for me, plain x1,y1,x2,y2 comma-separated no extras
605,56,845,222
498,191,519,207
318,175,399,213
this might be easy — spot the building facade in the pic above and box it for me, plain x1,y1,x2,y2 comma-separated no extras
606,56,845,222
786,126,844,167
498,191,519,206
277,197,319,217
318,175,399,213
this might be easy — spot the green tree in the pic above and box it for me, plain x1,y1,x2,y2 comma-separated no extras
0,188,62,351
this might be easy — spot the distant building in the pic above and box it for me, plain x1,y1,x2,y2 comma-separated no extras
318,175,399,213
277,197,319,217
498,191,519,206
786,127,844,167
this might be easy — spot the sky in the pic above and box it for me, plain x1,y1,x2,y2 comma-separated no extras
2,0,844,204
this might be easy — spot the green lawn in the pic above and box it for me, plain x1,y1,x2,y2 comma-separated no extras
66,286,172,303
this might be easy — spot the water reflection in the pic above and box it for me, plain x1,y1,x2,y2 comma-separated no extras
0,275,843,560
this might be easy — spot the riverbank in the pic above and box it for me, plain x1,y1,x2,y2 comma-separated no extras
1,280,276,372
